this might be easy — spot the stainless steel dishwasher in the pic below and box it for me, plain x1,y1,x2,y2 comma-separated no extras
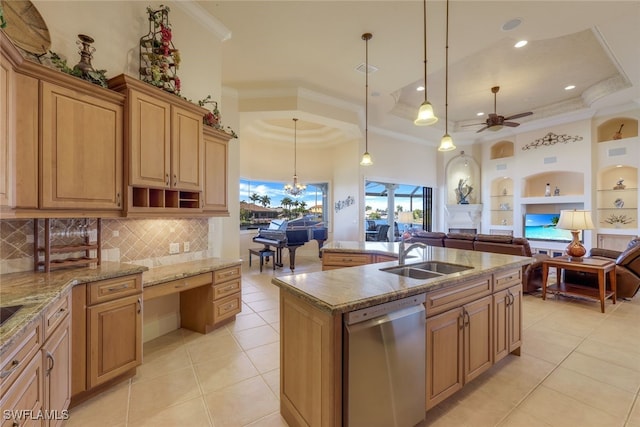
343,294,426,427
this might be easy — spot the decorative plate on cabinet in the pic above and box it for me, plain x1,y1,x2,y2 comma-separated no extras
1,0,50,55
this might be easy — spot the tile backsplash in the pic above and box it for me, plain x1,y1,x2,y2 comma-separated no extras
0,218,209,274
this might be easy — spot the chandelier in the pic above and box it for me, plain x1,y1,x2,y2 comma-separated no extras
284,118,307,196
438,0,456,151
414,0,438,126
360,32,373,166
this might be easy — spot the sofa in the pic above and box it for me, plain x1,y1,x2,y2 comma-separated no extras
406,231,548,293
564,237,640,299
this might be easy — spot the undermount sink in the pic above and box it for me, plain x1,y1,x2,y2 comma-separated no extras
380,261,473,279
0,305,23,326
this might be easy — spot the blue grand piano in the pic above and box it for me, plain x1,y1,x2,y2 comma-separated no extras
252,217,328,271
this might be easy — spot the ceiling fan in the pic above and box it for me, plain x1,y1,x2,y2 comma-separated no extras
464,86,533,133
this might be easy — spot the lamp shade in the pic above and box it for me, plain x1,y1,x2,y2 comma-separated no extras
438,134,456,151
414,101,438,126
360,152,373,166
556,210,594,231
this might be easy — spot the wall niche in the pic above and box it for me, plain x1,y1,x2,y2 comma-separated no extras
490,140,514,160
597,117,638,143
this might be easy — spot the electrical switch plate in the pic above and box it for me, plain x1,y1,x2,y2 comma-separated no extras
183,241,190,252
169,243,180,254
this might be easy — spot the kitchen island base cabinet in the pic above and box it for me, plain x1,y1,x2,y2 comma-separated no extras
280,291,342,427
426,295,493,410
493,284,523,362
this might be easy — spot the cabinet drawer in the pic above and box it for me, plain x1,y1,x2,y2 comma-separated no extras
43,292,71,339
0,351,44,424
494,268,522,292
213,278,241,300
425,276,492,317
213,265,241,284
0,319,41,392
144,272,212,300
212,292,241,324
323,252,372,267
88,274,142,305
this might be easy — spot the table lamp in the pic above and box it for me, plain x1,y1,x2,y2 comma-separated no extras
555,209,594,261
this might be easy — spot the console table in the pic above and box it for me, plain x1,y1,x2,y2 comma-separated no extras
542,257,616,313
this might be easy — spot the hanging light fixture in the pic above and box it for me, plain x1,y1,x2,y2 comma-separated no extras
360,32,373,166
414,0,438,126
284,118,307,196
438,0,456,151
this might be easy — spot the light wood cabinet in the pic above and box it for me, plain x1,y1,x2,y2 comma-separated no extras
0,40,12,208
71,274,142,403
0,348,44,427
493,284,522,363
109,74,208,214
40,81,123,210
426,294,492,410
202,126,231,215
322,252,373,270
43,313,71,426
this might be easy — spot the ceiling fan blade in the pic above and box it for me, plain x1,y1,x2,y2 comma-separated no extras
476,126,489,133
504,111,533,121
503,121,520,127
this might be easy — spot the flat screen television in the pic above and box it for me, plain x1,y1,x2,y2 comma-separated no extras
524,213,580,243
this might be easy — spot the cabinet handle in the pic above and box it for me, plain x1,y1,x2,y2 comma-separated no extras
117,192,121,207
463,309,470,327
173,174,177,186
46,350,55,375
107,284,129,292
0,360,20,378
53,307,67,319
222,284,236,291
174,282,189,288
165,173,170,186
458,313,464,330
220,271,234,278
137,298,142,314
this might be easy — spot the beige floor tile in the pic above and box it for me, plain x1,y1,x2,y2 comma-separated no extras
517,385,625,427
445,381,517,427
232,324,280,350
142,328,184,352
203,376,280,427
532,308,606,338
133,343,190,383
246,341,280,373
497,408,553,427
226,312,268,332
576,338,640,373
542,366,635,417
128,366,201,423
64,380,130,427
131,397,212,427
246,298,279,313
243,290,278,303
186,330,244,364
194,352,259,394
244,411,289,427
521,327,583,364
257,308,280,324
628,398,640,427
561,351,640,393
262,369,280,398
587,318,640,355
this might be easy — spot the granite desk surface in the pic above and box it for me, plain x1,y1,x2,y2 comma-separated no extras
0,258,241,355
272,241,533,314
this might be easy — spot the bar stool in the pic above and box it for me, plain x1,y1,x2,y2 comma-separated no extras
249,248,275,272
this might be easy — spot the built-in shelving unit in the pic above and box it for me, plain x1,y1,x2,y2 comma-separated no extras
130,187,201,210
490,177,513,226
34,218,102,272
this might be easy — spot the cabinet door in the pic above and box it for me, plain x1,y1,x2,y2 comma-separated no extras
129,89,171,188
202,132,228,213
508,285,522,354
43,318,71,427
171,106,202,190
425,308,463,410
463,295,493,383
493,288,510,363
87,294,142,387
40,81,123,209
0,353,44,427
0,53,11,207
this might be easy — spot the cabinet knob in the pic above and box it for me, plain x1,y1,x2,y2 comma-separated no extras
173,174,177,186
165,173,170,186
116,192,121,207
0,359,20,378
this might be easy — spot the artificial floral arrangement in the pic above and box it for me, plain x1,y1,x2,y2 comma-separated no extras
47,50,108,88
198,95,238,138
604,214,634,225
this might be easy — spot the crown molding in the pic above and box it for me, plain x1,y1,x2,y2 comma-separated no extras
174,2,231,41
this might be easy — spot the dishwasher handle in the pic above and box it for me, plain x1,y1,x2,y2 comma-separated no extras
344,294,426,326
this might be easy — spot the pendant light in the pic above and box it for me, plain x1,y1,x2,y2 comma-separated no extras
284,118,307,196
360,32,373,166
414,0,438,126
438,0,456,151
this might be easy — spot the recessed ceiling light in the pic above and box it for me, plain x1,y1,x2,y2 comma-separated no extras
564,85,576,90
616,164,623,168
476,112,484,116
502,18,522,32
417,85,425,92
514,40,528,48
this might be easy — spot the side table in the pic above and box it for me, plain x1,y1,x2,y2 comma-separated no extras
542,256,616,313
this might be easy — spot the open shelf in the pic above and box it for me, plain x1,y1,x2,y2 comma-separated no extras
34,218,102,272
129,186,202,211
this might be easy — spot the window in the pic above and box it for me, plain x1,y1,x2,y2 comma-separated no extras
239,178,328,230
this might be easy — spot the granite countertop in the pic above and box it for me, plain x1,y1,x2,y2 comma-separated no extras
272,241,533,314
0,257,242,355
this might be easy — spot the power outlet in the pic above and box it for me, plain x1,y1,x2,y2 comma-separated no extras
169,243,180,254
183,241,190,252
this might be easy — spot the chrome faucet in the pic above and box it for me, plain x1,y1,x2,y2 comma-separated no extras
398,239,429,265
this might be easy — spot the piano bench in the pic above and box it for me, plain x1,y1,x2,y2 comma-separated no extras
249,248,275,273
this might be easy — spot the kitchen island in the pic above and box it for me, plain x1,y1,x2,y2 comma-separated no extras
272,241,533,427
